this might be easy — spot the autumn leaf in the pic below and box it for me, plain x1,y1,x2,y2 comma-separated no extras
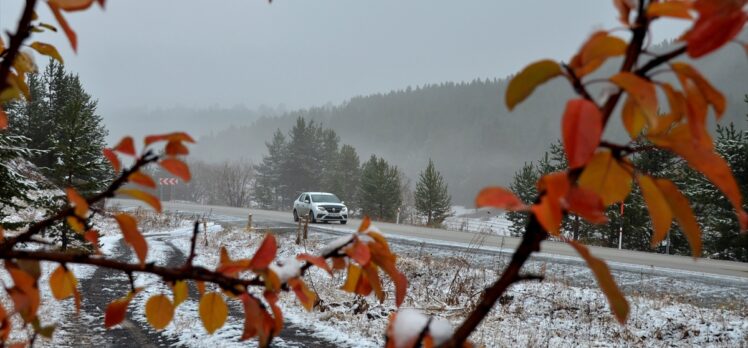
199,293,228,334
647,1,693,19
610,72,658,128
172,281,188,307
144,132,195,146
66,187,88,218
296,253,332,275
342,264,363,293
475,187,528,211
578,150,632,206
561,99,603,168
29,42,63,64
159,158,191,181
47,2,77,51
249,234,277,270
117,189,161,212
102,148,121,172
113,136,136,156
621,97,646,139
531,172,570,235
345,241,371,266
104,292,135,328
565,187,607,224
114,213,148,265
145,295,174,330
505,59,563,110
636,175,673,247
0,107,7,129
128,171,156,189
358,216,371,232
682,2,747,58
288,278,317,311
566,239,629,323
84,230,101,254
49,266,77,301
671,62,725,118
49,0,96,11
570,32,626,77
66,216,85,233
165,140,189,156
655,179,702,257
613,0,633,25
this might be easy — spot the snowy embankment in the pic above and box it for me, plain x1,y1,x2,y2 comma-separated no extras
441,206,512,236
2,210,746,347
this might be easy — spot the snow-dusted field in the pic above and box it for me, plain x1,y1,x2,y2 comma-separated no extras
2,211,746,347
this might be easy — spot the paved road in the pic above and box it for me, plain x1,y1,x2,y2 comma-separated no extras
110,199,748,279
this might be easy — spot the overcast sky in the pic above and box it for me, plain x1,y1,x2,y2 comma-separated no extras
1,0,688,116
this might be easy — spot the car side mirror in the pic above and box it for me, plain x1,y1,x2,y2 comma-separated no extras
304,199,310,203
341,201,345,205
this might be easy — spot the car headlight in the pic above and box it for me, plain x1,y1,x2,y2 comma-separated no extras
342,207,348,212
317,206,326,212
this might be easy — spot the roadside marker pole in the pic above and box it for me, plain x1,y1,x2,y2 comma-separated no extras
618,202,624,250
246,213,253,232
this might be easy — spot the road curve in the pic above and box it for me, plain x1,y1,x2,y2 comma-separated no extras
110,199,748,279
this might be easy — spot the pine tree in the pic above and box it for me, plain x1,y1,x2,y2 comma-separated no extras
281,117,323,205
507,162,538,237
254,129,287,209
329,144,360,211
415,159,452,226
0,133,37,229
318,128,340,192
359,155,401,221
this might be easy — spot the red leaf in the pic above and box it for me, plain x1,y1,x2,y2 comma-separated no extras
84,230,101,255
346,241,371,266
165,140,189,156
144,132,195,146
159,158,191,181
475,187,528,211
128,171,156,189
565,187,607,224
113,136,136,156
249,234,277,270
66,187,88,218
683,4,747,58
296,253,332,275
104,292,135,328
288,278,317,311
562,99,603,168
114,214,148,265
102,148,121,173
0,107,7,130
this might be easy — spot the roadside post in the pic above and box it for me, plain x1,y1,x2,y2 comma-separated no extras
246,213,253,232
618,202,624,250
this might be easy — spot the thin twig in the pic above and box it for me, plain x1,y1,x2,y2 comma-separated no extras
0,0,39,92
185,220,200,268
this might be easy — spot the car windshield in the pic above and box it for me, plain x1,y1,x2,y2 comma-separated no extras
311,194,341,203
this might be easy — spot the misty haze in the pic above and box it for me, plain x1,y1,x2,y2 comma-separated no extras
1,1,747,347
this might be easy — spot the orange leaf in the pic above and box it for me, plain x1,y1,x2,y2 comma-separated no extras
49,0,95,11
240,293,272,343
613,0,633,25
531,197,563,235
637,175,673,247
249,234,277,270
47,2,77,51
682,4,747,58
621,97,646,139
358,216,371,232
104,292,135,328
363,263,385,302
566,239,629,323
196,281,206,296
114,214,148,265
296,253,332,275
128,171,156,189
610,72,658,128
332,257,346,270
578,32,627,68
0,303,10,341
144,132,195,146
671,62,725,118
117,189,161,213
102,148,121,172
66,187,88,218
565,187,607,224
159,158,191,181
165,140,189,156
655,179,702,257
199,293,227,334
578,151,633,206
648,1,693,19
288,278,317,311
84,230,101,255
264,291,283,337
145,295,174,330
113,136,136,156
346,241,371,266
342,264,363,293
475,187,528,211
49,266,77,300
67,216,85,233
505,59,563,110
172,281,188,307
561,99,603,168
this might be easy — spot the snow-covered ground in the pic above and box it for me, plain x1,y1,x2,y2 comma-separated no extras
2,210,746,347
439,206,512,236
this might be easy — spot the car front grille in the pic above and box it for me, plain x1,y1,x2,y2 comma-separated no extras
322,205,342,213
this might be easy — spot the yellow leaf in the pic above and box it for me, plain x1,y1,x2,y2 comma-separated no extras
49,266,77,300
578,151,632,206
172,281,188,307
145,295,174,330
610,72,658,128
671,62,725,118
66,216,85,233
29,42,63,64
621,97,646,139
579,33,627,67
647,1,693,19
199,293,228,334
655,179,702,257
342,264,362,293
505,59,562,110
566,239,629,323
637,175,673,247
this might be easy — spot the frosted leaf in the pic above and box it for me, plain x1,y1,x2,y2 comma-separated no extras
392,309,429,348
428,317,454,346
269,257,302,282
321,235,353,255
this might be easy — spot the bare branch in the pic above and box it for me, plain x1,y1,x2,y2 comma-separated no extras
0,0,39,92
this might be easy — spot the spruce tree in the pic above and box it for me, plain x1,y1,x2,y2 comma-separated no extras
507,162,538,237
254,129,287,209
359,155,401,221
415,159,452,226
329,144,360,211
0,133,36,229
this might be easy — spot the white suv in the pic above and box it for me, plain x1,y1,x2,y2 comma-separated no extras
293,192,348,224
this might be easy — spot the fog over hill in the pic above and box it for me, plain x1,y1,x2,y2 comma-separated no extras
192,39,748,205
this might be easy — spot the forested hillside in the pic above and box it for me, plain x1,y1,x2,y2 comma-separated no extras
194,38,748,204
